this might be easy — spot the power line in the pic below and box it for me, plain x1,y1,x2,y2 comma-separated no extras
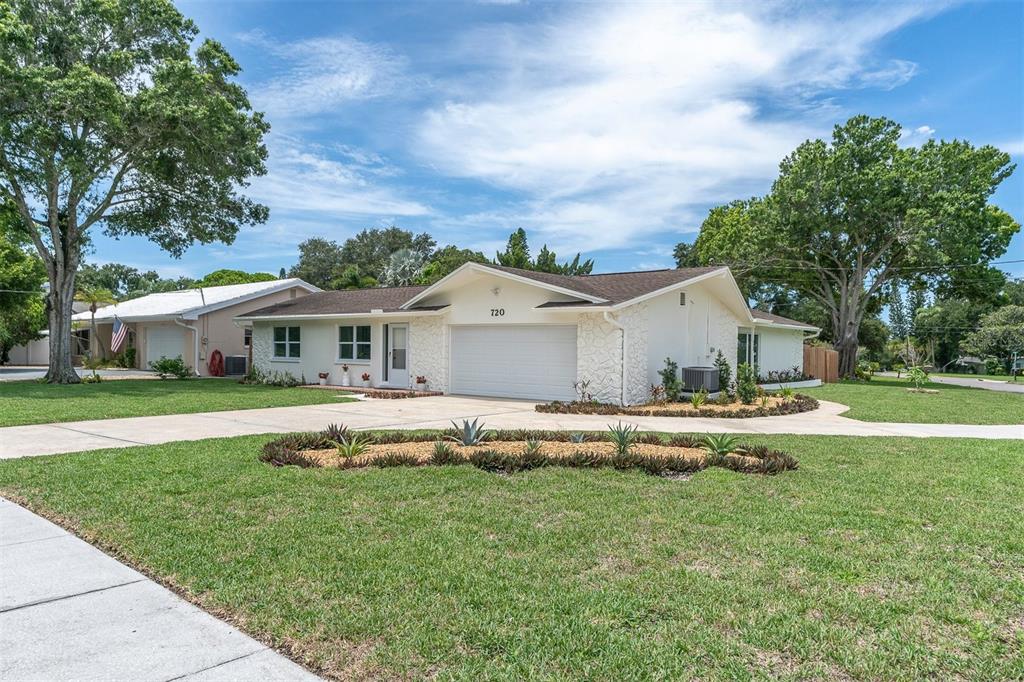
719,259,1024,272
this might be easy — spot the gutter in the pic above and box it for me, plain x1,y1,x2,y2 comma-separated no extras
603,311,626,406
174,318,201,376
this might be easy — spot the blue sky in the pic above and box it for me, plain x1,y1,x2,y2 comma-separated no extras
91,0,1024,279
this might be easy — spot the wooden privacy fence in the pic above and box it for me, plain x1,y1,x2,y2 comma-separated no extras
804,345,839,383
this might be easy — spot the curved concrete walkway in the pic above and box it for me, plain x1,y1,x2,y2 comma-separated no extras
1,395,1020,459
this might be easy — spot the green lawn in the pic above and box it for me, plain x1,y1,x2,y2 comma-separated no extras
801,377,1023,424
1,433,1021,680
0,379,354,426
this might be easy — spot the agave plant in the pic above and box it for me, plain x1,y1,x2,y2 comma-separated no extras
569,432,587,443
448,418,487,446
332,432,371,458
323,423,350,443
607,421,639,455
524,440,543,456
700,433,745,464
690,388,708,409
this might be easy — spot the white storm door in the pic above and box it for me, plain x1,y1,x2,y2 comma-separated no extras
388,324,410,387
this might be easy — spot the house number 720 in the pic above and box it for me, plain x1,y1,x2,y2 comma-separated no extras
490,308,505,317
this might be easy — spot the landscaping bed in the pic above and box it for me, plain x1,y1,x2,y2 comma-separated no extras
537,393,818,418
260,424,799,476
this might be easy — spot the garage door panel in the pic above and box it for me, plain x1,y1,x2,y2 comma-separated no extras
450,325,577,401
146,326,187,366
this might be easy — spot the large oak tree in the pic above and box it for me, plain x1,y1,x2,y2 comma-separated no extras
0,0,269,382
694,116,1018,377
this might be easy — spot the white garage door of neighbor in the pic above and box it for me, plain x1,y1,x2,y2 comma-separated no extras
146,326,187,366
450,325,578,401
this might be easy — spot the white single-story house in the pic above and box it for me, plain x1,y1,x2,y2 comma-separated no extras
71,279,320,375
236,263,819,404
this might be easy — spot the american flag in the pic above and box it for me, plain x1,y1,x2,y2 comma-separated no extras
111,317,128,353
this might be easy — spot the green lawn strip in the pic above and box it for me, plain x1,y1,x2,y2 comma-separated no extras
0,379,354,426
1,434,1021,679
801,377,1023,424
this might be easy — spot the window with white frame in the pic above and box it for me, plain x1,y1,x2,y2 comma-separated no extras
243,328,252,347
338,325,371,362
273,326,300,359
737,330,759,370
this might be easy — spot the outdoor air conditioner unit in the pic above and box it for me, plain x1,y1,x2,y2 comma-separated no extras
682,366,719,393
224,355,248,376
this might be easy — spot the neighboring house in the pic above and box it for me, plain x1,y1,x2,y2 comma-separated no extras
71,279,320,376
5,301,98,366
236,263,818,404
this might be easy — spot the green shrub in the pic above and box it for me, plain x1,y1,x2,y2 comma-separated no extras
373,452,421,468
658,357,682,402
114,348,136,368
714,350,731,394
735,363,757,404
149,355,191,379
430,441,463,466
906,366,929,391
690,388,708,408
81,370,102,384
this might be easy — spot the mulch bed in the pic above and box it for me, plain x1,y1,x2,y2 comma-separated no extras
300,385,443,399
537,394,819,418
260,428,799,477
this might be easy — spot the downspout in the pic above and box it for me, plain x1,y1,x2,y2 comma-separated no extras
174,317,201,376
603,311,626,406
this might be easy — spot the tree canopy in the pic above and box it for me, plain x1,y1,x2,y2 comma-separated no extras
693,115,1018,376
0,203,46,363
495,228,593,275
0,0,269,381
417,246,489,285
196,269,277,287
961,305,1024,370
77,262,195,300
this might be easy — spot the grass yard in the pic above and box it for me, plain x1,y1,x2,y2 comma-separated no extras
0,379,354,426
802,377,1023,424
1,433,1021,680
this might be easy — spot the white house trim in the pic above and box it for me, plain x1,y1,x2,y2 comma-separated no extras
179,279,321,320
400,262,607,309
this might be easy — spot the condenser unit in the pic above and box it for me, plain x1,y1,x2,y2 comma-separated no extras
682,366,719,393
224,355,248,376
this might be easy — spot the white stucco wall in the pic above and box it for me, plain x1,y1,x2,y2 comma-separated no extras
644,280,743,390
755,327,806,376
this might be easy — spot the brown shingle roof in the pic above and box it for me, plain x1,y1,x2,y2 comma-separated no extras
240,285,431,317
750,309,818,328
239,265,727,317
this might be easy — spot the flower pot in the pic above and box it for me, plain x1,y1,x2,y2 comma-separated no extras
340,373,350,387
417,383,428,392
319,377,328,386
363,380,370,388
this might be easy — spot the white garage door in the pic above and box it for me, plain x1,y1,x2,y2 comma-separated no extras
146,326,187,366
450,325,578,401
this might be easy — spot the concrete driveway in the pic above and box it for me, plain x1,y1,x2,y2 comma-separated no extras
1,395,1020,459
0,497,319,681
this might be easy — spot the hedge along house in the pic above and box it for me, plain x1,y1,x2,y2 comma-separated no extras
71,279,320,376
236,263,818,405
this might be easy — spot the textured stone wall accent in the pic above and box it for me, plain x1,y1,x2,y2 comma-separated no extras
576,313,623,404
251,322,272,372
409,315,449,393
712,306,741,375
618,303,650,405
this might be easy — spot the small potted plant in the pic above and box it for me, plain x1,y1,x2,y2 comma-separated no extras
317,371,330,386
361,371,371,388
415,375,428,391
339,364,350,387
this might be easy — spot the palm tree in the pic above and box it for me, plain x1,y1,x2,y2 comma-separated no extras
74,286,116,360
382,249,425,287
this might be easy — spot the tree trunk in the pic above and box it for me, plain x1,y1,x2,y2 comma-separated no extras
45,269,80,384
834,306,861,379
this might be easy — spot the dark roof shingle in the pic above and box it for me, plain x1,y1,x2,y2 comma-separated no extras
241,285,430,317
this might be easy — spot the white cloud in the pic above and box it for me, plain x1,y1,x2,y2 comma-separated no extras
246,135,430,241
416,1,941,253
239,31,407,119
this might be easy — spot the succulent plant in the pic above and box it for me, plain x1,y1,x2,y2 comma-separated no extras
448,418,488,446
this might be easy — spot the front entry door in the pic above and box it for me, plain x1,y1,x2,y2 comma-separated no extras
388,324,410,387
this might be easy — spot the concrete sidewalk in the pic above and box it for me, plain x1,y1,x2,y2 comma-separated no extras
0,497,319,681
1,395,1021,460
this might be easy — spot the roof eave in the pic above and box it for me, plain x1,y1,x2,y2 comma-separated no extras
400,262,606,309
235,308,448,322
